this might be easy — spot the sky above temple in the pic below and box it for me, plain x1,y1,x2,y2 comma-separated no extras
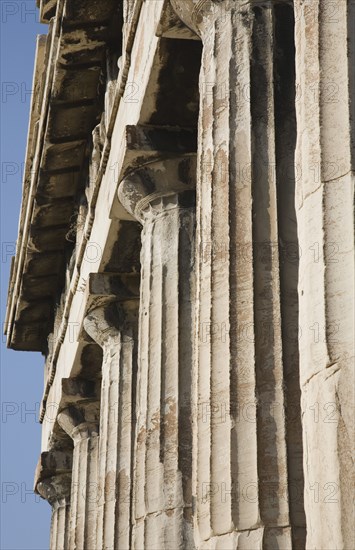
1,2,51,548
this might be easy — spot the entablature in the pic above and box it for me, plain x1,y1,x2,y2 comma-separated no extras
5,0,123,351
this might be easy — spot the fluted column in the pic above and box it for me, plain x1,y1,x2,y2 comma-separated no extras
84,294,139,550
37,474,71,550
294,1,354,548
170,1,304,548
118,157,196,550
57,406,99,550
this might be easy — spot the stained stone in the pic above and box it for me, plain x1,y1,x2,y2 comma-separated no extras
5,1,354,549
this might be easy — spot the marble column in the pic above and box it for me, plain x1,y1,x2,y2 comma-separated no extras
57,405,99,550
118,157,196,549
37,473,72,550
170,1,305,548
294,1,354,548
84,294,139,550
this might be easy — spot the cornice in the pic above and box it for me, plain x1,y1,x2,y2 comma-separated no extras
5,0,124,351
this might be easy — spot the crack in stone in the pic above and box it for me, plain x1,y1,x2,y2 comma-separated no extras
298,169,354,210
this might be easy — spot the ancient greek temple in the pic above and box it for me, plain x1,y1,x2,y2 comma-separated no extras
5,1,354,548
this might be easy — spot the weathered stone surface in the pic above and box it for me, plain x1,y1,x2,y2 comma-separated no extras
84,299,139,550
169,2,306,548
294,1,355,548
34,448,72,550
119,157,196,549
5,0,354,548
37,473,72,550
5,0,121,352
57,407,99,550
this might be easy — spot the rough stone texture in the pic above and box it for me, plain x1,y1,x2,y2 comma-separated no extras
57,400,100,549
84,300,139,550
5,0,121,352
170,1,306,548
37,474,71,550
5,0,354,549
119,157,196,549
35,449,72,550
294,1,355,548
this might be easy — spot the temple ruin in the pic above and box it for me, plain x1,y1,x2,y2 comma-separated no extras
5,1,354,548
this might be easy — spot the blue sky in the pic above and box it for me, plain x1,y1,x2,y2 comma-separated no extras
1,2,51,548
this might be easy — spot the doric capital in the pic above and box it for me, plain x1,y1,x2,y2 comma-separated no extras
77,273,139,343
118,157,196,223
71,422,99,442
34,449,72,507
170,0,229,36
84,302,123,346
57,406,99,442
83,282,139,348
36,473,72,508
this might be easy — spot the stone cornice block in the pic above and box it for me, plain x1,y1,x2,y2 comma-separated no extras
60,377,100,407
125,124,197,156
37,449,73,476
